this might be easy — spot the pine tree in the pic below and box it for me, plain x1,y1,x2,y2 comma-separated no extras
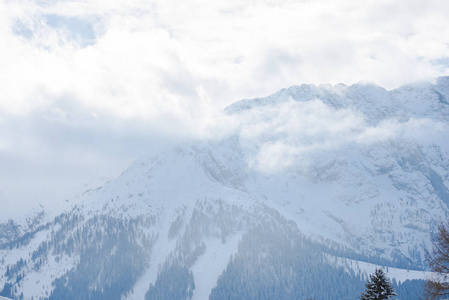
360,268,397,300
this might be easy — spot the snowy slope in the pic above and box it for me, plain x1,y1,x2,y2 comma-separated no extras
0,206,48,247
224,76,449,265
1,77,449,299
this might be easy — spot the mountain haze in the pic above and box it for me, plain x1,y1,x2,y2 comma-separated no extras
1,77,449,299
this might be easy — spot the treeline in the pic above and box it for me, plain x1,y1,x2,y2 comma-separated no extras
47,215,156,300
145,201,425,300
0,199,427,300
145,261,195,300
209,211,366,299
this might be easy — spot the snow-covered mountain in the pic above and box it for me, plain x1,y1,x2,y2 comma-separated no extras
0,206,48,248
1,77,449,299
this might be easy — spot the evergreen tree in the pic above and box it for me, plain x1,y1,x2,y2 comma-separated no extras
360,268,397,300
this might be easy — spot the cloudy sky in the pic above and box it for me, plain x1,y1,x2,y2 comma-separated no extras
1,0,449,218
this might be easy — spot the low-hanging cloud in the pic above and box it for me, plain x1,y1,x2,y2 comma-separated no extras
229,98,448,173
1,0,449,217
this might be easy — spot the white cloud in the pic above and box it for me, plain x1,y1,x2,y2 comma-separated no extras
0,0,449,216
2,0,449,117
232,98,447,173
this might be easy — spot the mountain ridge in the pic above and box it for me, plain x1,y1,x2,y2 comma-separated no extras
225,76,449,124
1,77,449,299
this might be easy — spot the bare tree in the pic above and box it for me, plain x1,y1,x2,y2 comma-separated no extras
425,223,449,299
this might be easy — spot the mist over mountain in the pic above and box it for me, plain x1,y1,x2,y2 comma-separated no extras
1,77,449,299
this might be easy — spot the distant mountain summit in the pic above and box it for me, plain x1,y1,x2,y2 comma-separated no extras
226,77,449,122
1,78,448,299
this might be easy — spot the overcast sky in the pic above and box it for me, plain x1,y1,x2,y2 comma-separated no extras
1,0,449,219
